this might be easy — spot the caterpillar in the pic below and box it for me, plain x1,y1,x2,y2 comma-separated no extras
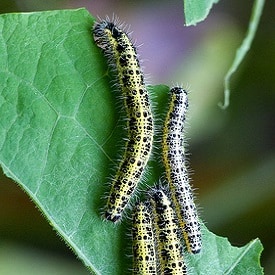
162,87,202,254
150,187,187,275
92,19,154,222
132,201,157,275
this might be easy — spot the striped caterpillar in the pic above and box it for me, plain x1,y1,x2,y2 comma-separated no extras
162,87,202,254
93,19,154,222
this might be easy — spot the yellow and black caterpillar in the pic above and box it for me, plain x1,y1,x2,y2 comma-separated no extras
162,87,201,254
93,20,154,222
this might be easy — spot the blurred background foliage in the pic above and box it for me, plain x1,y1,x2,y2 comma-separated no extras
0,0,274,274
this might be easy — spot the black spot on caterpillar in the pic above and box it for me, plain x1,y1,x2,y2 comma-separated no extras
132,201,157,274
162,87,202,254
150,187,187,274
92,19,154,222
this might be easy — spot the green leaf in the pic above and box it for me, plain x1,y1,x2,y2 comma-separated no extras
220,0,265,108
183,0,265,108
0,9,264,274
188,224,263,275
183,0,219,26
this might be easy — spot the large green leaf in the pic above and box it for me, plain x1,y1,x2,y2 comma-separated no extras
0,9,263,274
